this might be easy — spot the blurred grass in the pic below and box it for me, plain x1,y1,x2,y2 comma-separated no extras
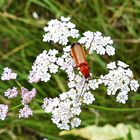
0,0,140,140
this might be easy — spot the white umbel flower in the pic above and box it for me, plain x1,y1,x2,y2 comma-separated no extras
28,49,58,83
78,31,115,55
42,89,82,130
19,105,33,118
28,16,140,130
71,118,81,128
88,79,99,90
116,90,128,104
41,46,99,130
117,61,129,68
107,62,116,69
4,87,18,99
43,16,79,45
42,97,60,113
21,87,37,105
83,91,95,105
99,61,139,103
0,104,8,120
1,67,17,81
130,80,139,92
42,70,97,130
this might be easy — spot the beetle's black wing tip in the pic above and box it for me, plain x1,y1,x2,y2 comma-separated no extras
71,42,81,48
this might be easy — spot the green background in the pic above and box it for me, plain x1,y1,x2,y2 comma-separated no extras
0,0,140,140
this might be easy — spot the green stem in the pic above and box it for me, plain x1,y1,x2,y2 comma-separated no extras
34,98,43,103
89,105,140,112
54,75,67,92
15,80,22,88
33,110,46,114
9,104,22,111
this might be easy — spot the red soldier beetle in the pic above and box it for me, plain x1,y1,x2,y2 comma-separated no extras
71,42,90,78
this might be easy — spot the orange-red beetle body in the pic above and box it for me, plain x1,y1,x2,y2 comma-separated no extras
71,43,90,78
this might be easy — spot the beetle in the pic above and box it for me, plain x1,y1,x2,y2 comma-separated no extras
71,42,90,78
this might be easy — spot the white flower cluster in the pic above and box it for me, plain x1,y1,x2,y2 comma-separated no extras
79,31,115,55
43,16,79,45
56,45,76,75
0,104,8,120
21,87,37,105
42,94,81,130
2,84,36,119
57,46,99,92
18,87,36,118
99,61,139,104
42,46,99,130
28,49,59,83
19,105,33,118
1,67,17,81
25,17,139,130
4,87,18,99
42,88,95,130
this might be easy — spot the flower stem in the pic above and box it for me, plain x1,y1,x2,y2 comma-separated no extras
9,104,22,111
15,80,22,88
33,110,46,114
54,75,67,92
89,105,140,112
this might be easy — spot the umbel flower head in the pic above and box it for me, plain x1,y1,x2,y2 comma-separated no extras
40,46,98,130
28,49,59,83
21,87,37,105
19,105,33,118
43,16,79,45
27,16,139,130
78,31,115,55
0,104,8,120
1,67,17,81
4,87,18,99
99,61,139,104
